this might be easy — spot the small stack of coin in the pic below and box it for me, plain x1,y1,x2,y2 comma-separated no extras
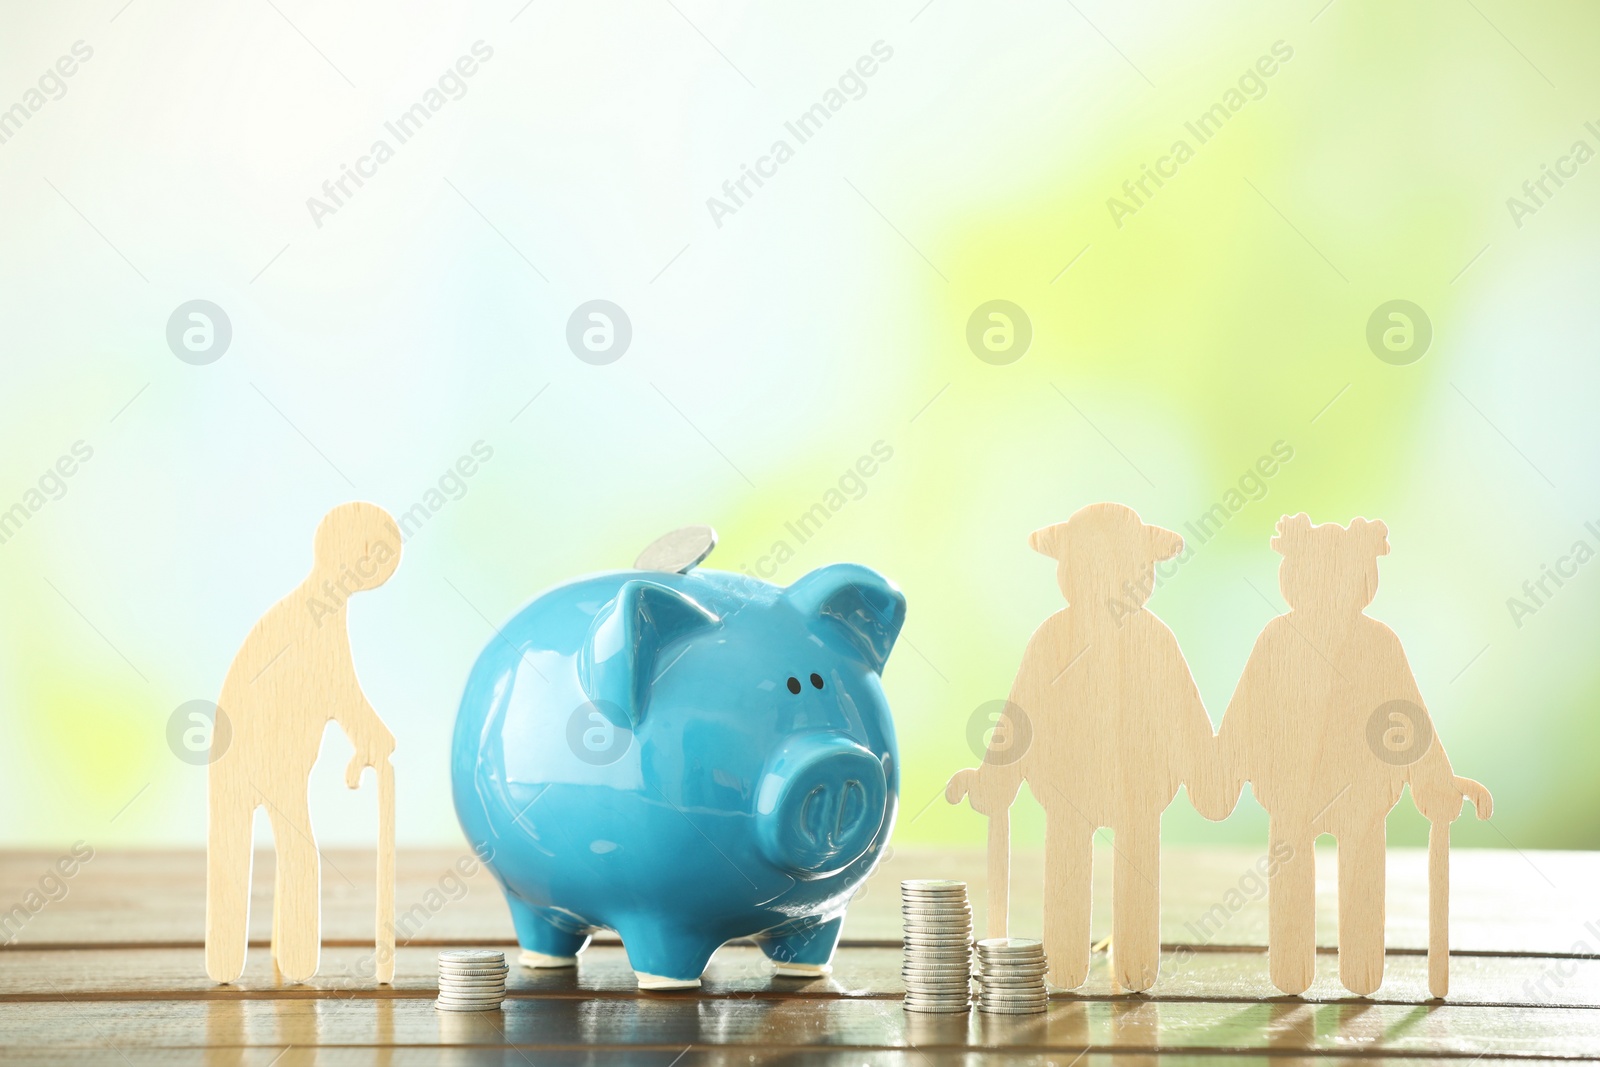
900,879,972,1013
975,937,1048,1014
435,949,508,1012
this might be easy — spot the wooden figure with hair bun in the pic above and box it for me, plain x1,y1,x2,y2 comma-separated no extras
205,502,402,986
947,503,1230,992
1210,514,1492,997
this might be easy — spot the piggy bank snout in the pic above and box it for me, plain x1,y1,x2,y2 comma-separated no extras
756,734,888,879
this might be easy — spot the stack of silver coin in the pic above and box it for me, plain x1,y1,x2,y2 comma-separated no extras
975,937,1048,1014
435,949,509,1012
900,879,973,1013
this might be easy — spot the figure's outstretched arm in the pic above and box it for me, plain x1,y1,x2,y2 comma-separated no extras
1170,647,1234,822
947,630,1048,818
334,687,395,788
1379,630,1490,823
1202,628,1281,820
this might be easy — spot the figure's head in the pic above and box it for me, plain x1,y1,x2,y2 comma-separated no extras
1271,513,1388,613
1029,503,1183,609
312,502,402,589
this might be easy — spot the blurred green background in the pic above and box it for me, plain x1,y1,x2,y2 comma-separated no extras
0,0,1593,853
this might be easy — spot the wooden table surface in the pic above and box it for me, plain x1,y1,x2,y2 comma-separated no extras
1,844,1596,1063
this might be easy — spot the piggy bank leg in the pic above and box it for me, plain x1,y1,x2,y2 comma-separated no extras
753,914,844,977
505,893,591,968
617,921,723,990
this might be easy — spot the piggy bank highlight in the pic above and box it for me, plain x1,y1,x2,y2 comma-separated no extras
451,562,904,988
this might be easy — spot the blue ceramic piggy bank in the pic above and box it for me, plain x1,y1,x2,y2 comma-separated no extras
451,560,904,988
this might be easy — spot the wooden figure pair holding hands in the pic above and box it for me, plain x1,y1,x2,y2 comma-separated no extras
947,503,1492,998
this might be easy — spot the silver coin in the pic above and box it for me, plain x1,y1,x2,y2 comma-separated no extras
903,964,974,974
436,1003,503,1013
977,938,1041,950
436,993,507,1004
439,967,510,977
439,950,506,963
978,1004,1047,1015
438,980,507,989
438,991,505,1004
438,966,512,979
902,912,973,920
978,993,1049,1003
977,967,1048,976
903,1002,972,1013
634,525,716,573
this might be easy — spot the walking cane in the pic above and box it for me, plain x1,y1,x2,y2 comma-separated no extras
1428,818,1448,998
946,769,1011,939
987,807,1010,939
376,758,396,985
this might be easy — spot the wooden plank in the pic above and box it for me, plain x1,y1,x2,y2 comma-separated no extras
2,945,1598,1009
3,847,1594,955
0,1053,1583,1067
0,996,1597,1057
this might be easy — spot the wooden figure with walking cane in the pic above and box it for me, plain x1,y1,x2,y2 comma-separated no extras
205,502,401,986
1212,513,1491,997
946,503,1229,992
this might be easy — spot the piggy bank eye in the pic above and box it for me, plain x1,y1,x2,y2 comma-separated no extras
786,676,802,694
809,673,824,689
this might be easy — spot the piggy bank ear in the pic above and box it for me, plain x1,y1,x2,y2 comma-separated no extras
786,564,906,674
579,580,720,726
